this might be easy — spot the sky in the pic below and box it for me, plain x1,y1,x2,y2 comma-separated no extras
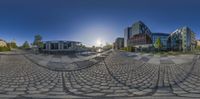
0,0,200,46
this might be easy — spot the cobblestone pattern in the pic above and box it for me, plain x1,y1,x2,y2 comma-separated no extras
0,52,200,98
0,55,67,97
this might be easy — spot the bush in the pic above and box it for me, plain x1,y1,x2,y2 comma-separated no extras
22,41,30,49
120,47,125,51
10,42,18,48
0,46,11,52
196,46,200,50
122,47,135,52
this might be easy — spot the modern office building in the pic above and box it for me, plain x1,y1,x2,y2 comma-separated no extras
123,21,196,52
152,33,170,50
0,39,7,47
124,21,152,48
131,21,152,37
169,27,196,51
114,37,124,50
128,33,152,48
42,40,81,52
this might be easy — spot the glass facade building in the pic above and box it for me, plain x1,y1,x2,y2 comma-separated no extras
131,21,152,37
169,27,196,51
124,21,152,48
152,33,169,50
114,37,124,50
123,21,196,52
124,27,132,47
128,34,152,46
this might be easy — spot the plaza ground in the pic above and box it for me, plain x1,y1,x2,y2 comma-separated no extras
0,50,200,99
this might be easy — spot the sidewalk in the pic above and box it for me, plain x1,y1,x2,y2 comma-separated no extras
124,52,195,64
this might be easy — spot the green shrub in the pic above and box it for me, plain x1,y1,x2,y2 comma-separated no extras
121,46,135,52
196,46,200,50
10,42,17,48
0,46,11,52
120,47,124,50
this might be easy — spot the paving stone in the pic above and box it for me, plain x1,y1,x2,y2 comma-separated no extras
69,89,78,92
27,87,37,91
27,91,42,94
39,88,49,91
0,51,200,98
101,89,114,93
15,88,27,91
114,90,128,93
86,93,105,96
7,91,25,95
4,88,14,91
48,92,67,95
51,88,64,92
106,93,129,96
110,87,122,90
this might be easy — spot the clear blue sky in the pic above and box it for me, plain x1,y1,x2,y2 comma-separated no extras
0,0,200,46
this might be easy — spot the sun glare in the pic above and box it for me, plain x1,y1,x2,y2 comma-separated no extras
96,39,102,46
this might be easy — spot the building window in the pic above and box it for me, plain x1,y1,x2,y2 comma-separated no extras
68,42,72,48
51,43,58,50
43,44,46,49
63,43,68,49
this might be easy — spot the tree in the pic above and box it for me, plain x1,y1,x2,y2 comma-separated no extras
33,34,43,48
7,43,11,50
154,37,163,51
80,44,86,48
103,43,112,50
22,41,30,49
10,41,17,48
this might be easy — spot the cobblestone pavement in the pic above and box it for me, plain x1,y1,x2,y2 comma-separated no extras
0,51,200,99
23,50,110,71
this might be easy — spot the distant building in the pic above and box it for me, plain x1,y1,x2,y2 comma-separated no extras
169,27,196,51
152,33,170,50
0,39,7,47
114,38,124,50
124,27,132,47
196,40,200,46
42,40,81,53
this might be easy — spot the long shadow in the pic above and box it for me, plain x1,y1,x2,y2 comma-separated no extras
24,52,109,72
169,55,200,98
103,55,160,97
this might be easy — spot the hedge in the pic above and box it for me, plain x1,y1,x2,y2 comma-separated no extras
0,46,11,52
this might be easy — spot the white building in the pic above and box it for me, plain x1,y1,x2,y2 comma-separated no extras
42,40,81,52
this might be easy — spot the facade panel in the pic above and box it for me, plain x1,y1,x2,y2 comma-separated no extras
152,33,169,50
123,21,196,52
114,38,124,49
169,27,196,51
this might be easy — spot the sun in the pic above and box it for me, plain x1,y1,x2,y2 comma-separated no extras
96,39,102,46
